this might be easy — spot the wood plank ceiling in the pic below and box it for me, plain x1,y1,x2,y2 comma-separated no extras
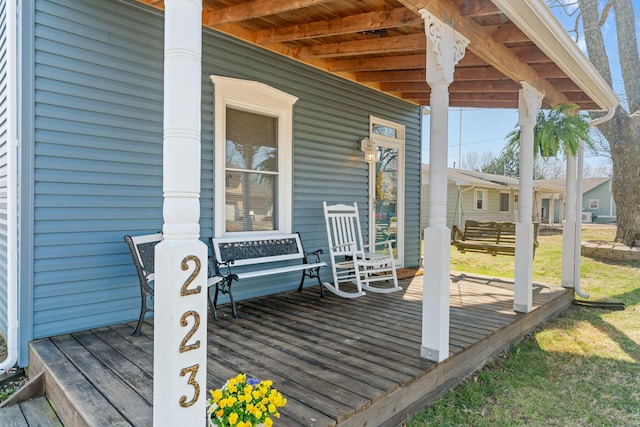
137,0,602,110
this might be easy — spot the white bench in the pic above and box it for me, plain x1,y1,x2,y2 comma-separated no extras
209,233,326,319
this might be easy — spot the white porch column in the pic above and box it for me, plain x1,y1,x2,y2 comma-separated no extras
548,196,555,224
573,142,585,289
514,82,543,313
419,9,468,362
562,153,577,288
154,1,207,426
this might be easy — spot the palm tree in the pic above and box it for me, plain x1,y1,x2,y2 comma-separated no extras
506,103,593,158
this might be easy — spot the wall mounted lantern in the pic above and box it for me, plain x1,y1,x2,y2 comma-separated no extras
360,136,377,164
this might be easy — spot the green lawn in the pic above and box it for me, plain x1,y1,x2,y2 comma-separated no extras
410,225,640,426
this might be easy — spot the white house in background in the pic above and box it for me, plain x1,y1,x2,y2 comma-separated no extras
421,165,566,229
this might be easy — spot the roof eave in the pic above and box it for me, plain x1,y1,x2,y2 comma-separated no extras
491,0,619,112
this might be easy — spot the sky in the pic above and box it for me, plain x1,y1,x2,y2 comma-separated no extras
421,0,629,174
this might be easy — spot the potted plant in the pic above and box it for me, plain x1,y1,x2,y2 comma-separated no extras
506,103,593,158
207,374,287,427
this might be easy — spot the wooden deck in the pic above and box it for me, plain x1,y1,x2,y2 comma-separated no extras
23,273,572,426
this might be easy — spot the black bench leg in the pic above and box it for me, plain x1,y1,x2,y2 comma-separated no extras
212,285,220,321
208,288,217,322
213,275,238,320
315,267,325,298
297,270,306,292
228,287,238,319
297,268,325,298
132,309,145,336
133,293,151,336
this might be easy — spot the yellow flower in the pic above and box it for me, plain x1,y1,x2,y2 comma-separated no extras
268,403,276,413
264,418,273,427
228,412,239,425
212,389,223,402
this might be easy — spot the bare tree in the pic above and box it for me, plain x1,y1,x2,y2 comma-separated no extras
551,0,640,246
538,158,566,179
459,151,493,171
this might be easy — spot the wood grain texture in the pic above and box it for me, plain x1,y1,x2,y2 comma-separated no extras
27,274,571,426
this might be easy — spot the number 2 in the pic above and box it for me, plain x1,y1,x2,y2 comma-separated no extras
180,255,202,296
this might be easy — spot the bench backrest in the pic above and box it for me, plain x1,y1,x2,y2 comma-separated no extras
124,232,163,282
462,220,539,245
462,220,516,245
211,234,304,266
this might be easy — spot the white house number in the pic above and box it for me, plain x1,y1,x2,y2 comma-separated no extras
178,255,202,408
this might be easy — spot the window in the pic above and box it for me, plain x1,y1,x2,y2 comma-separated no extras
475,189,488,210
369,116,405,265
499,193,510,212
589,199,599,210
211,76,298,236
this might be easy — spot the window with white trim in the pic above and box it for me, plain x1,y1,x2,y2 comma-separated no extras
211,76,297,236
589,199,599,210
475,189,488,210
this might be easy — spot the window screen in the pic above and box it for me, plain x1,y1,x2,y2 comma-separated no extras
225,108,278,232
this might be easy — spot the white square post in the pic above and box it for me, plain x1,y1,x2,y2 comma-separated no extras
419,9,468,362
154,1,208,426
514,83,543,313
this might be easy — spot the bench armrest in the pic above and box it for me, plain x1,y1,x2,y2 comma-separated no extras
303,248,323,264
211,256,236,277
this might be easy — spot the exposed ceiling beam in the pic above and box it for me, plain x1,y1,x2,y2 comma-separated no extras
396,0,569,105
327,50,488,72
205,0,333,26
356,66,508,83
328,54,425,72
460,0,501,17
255,8,423,43
487,23,530,44
398,92,519,100
381,80,520,92
296,33,425,59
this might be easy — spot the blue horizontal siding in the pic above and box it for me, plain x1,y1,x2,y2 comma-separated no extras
29,0,422,338
0,0,8,335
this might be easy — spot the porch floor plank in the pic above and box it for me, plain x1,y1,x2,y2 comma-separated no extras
27,273,572,426
19,397,63,427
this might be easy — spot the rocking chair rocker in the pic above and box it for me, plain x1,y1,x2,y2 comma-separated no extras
322,201,402,298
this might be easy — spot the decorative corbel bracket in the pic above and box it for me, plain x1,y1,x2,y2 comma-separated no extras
519,81,544,127
420,9,469,84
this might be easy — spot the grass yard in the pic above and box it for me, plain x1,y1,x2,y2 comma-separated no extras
409,225,640,426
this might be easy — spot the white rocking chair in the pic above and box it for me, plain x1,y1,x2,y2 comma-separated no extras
322,201,401,298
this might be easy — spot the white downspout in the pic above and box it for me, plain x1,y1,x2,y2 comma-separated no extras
572,106,616,299
0,0,20,374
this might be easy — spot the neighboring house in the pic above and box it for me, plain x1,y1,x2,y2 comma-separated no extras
0,0,617,374
582,178,616,223
534,179,567,224
421,165,566,228
536,178,616,223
